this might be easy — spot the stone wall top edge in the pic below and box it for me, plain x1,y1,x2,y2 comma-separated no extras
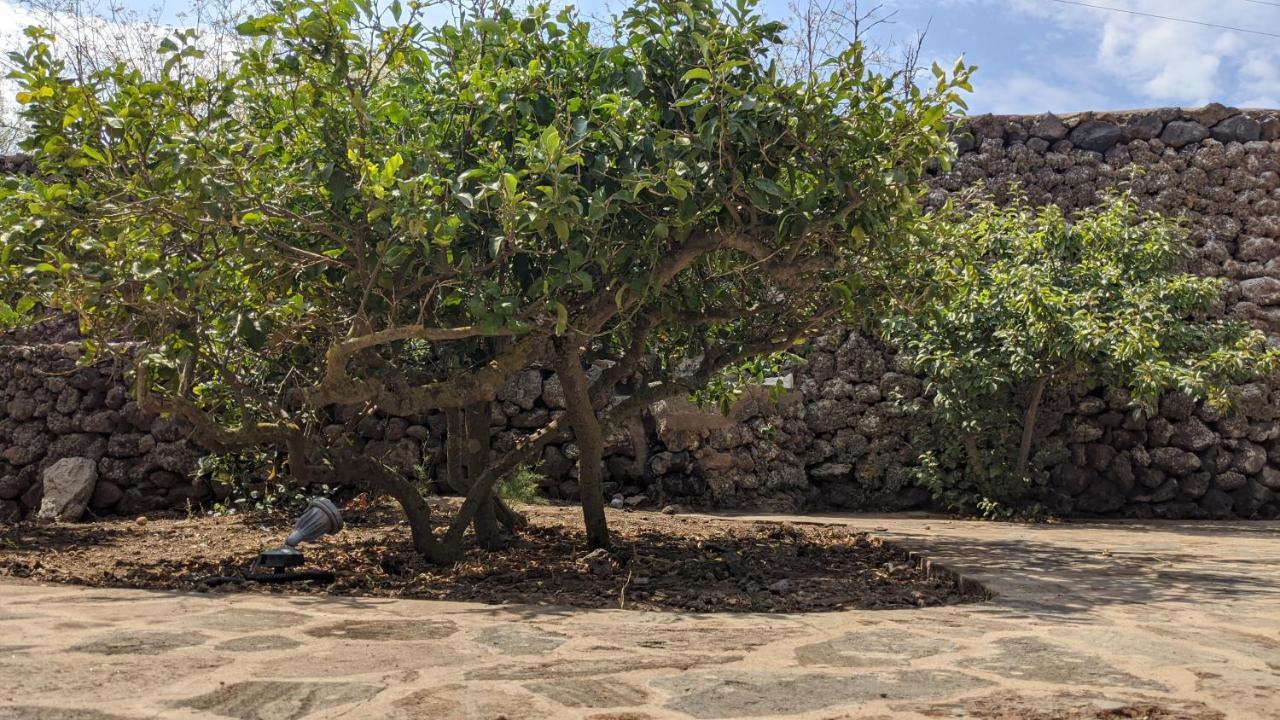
952,104,1278,123
0,340,141,356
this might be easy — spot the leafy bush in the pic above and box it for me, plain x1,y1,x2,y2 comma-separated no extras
198,452,338,517
495,467,548,506
887,193,1280,517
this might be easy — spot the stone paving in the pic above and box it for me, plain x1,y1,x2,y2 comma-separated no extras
2,514,1278,719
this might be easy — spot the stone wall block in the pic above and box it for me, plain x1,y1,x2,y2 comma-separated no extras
36,456,97,521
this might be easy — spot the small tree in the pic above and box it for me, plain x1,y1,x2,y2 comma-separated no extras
886,193,1280,516
2,0,971,557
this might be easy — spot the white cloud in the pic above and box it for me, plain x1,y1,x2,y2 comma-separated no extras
1020,0,1279,108
973,71,1108,115
912,0,1280,112
0,1,39,152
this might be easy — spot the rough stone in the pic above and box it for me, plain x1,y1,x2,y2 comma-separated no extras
0,474,25,500
510,408,550,429
655,670,991,719
1069,121,1122,152
36,457,98,521
1240,277,1280,305
89,480,123,510
1160,120,1209,148
6,397,35,421
79,410,118,434
810,463,852,483
1179,472,1211,500
1232,441,1267,475
1262,116,1280,141
1211,115,1262,143
1214,471,1248,492
49,433,108,461
148,442,200,474
1123,113,1164,140
1172,418,1216,452
1150,447,1200,476
1234,480,1273,517
1029,114,1068,140
1200,488,1235,517
499,370,543,411
649,451,690,476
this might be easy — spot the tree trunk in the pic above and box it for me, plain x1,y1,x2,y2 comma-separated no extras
554,342,610,550
446,407,525,533
445,408,467,495
493,496,528,530
465,400,502,549
334,452,461,564
1016,376,1049,477
444,416,568,547
963,434,985,483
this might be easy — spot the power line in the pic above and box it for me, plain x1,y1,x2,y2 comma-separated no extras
1046,0,1280,38
1238,0,1280,9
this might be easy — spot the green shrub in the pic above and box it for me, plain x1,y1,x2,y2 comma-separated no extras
495,466,547,506
887,192,1280,517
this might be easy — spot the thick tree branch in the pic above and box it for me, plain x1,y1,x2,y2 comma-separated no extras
305,334,550,414
135,364,297,452
555,336,610,548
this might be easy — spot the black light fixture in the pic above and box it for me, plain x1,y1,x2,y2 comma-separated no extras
251,497,343,583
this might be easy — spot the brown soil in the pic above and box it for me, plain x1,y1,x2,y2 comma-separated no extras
0,500,985,613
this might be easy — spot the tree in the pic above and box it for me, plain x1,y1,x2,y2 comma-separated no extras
1,0,971,558
0,93,24,155
778,0,929,90
885,193,1280,516
1,0,258,153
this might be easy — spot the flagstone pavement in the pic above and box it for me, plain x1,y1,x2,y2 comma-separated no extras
2,514,1277,719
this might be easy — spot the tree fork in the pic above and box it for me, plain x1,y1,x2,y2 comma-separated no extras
446,407,525,536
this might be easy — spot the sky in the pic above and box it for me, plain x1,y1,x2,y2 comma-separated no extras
1,0,1279,114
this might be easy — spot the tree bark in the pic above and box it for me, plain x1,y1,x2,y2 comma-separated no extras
446,405,507,548
963,434,986,482
1016,375,1049,477
445,408,467,495
554,341,610,550
493,496,528,530
333,451,461,564
465,400,502,549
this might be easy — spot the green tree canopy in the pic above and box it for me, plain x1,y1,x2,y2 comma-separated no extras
886,193,1280,517
2,0,972,556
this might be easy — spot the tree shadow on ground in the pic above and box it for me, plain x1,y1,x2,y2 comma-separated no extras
906,533,1280,624
0,509,987,613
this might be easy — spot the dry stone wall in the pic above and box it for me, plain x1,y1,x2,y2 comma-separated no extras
0,340,207,522
1,106,1279,521
642,105,1280,520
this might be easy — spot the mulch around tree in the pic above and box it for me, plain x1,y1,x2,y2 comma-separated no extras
0,500,986,613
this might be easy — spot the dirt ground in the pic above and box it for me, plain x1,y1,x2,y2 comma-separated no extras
0,500,983,613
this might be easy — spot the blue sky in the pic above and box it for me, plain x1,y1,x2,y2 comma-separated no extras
3,0,1279,113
